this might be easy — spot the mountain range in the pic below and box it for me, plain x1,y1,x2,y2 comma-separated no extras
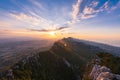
0,37,120,80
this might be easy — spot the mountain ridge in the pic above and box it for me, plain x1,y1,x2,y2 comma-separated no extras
63,37,120,56
0,37,120,80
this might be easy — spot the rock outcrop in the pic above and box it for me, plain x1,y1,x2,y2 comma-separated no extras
90,65,120,80
89,53,120,80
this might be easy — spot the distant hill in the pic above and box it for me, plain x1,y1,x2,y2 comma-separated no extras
0,37,120,80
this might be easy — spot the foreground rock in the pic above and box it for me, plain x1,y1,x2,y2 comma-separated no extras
90,65,120,80
83,52,120,80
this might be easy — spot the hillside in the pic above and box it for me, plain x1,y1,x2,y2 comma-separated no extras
0,39,53,73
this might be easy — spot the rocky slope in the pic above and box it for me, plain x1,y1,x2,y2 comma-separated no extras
83,53,120,80
0,37,120,80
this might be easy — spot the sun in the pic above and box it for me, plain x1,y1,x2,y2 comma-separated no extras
49,31,56,36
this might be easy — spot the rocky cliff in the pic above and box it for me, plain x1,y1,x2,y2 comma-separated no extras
83,53,120,80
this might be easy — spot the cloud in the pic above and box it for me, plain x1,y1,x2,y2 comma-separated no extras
29,0,43,9
68,0,83,25
83,6,99,15
0,21,12,28
10,13,55,29
0,0,70,35
80,6,100,19
0,29,13,35
70,0,120,22
29,26,69,32
10,13,40,24
91,1,99,8
70,0,98,24
80,14,96,19
109,0,120,12
72,0,82,21
79,1,101,20
7,0,57,29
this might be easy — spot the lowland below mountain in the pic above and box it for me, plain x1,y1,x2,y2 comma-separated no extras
0,37,120,80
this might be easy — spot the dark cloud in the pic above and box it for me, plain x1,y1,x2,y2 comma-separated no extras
29,26,69,32
56,26,69,30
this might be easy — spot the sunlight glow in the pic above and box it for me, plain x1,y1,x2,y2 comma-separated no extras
49,31,56,36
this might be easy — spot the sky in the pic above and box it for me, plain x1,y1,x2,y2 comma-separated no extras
0,0,120,46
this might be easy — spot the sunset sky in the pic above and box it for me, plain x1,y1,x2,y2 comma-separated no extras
0,0,120,46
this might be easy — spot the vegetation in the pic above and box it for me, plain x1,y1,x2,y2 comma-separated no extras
97,52,120,74
10,51,77,80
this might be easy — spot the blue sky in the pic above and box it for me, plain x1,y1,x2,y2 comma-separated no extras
0,0,120,46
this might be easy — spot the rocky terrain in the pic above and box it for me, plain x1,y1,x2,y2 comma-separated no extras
83,53,120,80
